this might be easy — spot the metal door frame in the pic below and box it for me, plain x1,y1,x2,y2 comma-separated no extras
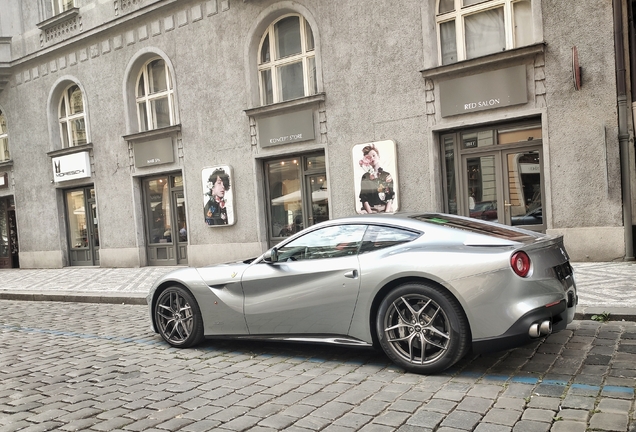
142,173,186,266
501,146,545,231
460,150,505,223
0,196,17,268
65,186,99,266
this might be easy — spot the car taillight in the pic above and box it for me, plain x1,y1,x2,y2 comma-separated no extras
511,251,531,277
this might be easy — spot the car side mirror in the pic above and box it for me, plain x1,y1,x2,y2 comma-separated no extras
262,247,278,263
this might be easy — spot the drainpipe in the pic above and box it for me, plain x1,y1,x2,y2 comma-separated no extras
614,0,635,260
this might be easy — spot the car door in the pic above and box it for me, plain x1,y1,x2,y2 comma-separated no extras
241,224,367,335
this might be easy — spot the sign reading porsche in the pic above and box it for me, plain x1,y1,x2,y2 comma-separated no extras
51,151,91,183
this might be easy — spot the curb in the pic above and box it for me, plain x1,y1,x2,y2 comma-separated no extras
0,291,147,305
574,306,636,322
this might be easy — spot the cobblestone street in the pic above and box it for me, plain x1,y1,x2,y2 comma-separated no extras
0,300,635,431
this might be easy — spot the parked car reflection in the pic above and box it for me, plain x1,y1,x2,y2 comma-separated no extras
470,201,497,222
512,207,543,226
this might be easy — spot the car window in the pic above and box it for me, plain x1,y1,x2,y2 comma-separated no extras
277,224,367,261
359,225,420,254
411,214,535,242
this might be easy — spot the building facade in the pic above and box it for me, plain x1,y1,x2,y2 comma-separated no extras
0,0,634,269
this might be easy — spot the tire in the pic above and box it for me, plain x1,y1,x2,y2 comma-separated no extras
154,286,204,348
376,282,470,374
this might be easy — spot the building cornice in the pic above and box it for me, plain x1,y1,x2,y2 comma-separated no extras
420,43,546,80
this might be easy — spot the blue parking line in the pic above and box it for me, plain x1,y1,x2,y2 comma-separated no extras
603,386,635,394
0,324,163,346
510,376,539,384
541,379,568,386
570,383,599,391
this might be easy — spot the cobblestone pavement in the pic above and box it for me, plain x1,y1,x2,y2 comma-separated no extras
0,262,635,309
1,301,635,432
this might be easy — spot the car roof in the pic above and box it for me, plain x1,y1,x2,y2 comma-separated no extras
318,212,540,243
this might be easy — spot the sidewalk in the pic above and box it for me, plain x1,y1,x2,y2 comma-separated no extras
1,261,635,320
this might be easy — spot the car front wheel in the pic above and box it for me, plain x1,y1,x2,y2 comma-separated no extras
377,282,469,374
155,286,204,348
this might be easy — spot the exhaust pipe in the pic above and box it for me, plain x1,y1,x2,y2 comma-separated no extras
529,320,552,338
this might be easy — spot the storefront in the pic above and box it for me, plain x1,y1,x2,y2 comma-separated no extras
441,121,544,231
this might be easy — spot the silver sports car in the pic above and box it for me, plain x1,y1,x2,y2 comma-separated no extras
147,213,577,374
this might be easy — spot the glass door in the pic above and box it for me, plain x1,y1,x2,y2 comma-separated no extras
265,153,328,247
0,197,11,268
66,187,99,266
174,190,188,265
464,153,500,223
143,174,186,266
504,149,544,230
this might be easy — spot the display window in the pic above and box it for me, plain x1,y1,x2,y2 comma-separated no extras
265,153,328,247
441,121,545,231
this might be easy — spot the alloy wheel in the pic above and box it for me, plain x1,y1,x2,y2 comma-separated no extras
155,289,195,345
382,294,451,365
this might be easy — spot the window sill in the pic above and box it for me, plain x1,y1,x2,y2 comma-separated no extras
420,43,546,80
244,93,326,118
0,159,13,168
37,8,80,31
47,143,93,158
123,125,182,143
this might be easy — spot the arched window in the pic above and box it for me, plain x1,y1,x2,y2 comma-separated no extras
0,109,9,162
436,0,533,65
136,58,175,132
58,84,87,147
258,14,316,105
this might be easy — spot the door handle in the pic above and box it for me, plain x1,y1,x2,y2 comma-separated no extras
344,270,358,279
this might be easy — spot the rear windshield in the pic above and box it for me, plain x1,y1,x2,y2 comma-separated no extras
411,214,536,242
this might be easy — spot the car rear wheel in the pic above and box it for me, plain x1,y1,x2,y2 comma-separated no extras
377,282,469,374
155,286,204,348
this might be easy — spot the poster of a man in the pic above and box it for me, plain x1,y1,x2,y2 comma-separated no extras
352,140,399,214
202,166,235,226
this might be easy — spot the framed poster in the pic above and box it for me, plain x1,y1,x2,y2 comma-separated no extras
202,165,235,226
352,140,399,214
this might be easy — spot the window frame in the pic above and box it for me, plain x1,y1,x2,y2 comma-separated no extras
257,13,316,106
58,84,87,148
0,109,9,162
436,0,530,65
135,58,175,132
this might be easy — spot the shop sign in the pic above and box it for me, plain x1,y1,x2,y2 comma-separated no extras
51,151,91,183
439,65,528,117
258,109,315,148
520,163,540,174
464,138,478,148
133,137,174,168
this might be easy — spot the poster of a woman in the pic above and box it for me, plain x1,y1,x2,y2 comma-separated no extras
202,165,235,226
352,140,399,214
